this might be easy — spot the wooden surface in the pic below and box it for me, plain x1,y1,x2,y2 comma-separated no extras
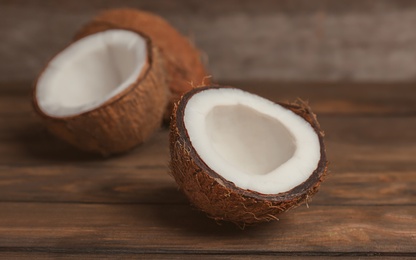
3,0,416,82
0,82,416,258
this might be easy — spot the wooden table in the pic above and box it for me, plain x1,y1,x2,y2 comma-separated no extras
1,82,415,259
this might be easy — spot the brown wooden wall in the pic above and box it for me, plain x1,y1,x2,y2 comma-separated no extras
2,0,416,83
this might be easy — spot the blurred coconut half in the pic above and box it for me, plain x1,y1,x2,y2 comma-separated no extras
75,8,210,121
170,86,328,225
33,29,168,155
33,8,209,155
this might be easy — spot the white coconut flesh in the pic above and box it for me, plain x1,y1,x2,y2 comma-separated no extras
184,88,321,194
36,29,147,117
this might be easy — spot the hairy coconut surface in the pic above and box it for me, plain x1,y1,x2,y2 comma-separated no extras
75,8,209,121
170,86,328,225
33,29,168,155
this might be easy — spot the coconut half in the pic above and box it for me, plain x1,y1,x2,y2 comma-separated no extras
75,8,210,122
33,29,168,155
170,86,328,225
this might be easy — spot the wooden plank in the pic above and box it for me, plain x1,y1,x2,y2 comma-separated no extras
0,166,185,204
0,203,415,253
0,165,414,206
0,116,169,167
0,115,415,170
0,82,32,118
237,82,416,116
0,253,413,260
3,1,416,82
2,82,416,117
315,170,416,206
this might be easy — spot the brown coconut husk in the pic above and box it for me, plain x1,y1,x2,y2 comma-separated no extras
33,30,169,156
75,8,210,122
169,86,328,225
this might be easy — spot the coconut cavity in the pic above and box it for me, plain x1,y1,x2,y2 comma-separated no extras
183,88,321,194
36,29,147,117
206,104,296,175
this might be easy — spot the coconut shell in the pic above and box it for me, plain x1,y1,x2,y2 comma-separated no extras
169,86,328,225
33,31,169,156
75,8,210,122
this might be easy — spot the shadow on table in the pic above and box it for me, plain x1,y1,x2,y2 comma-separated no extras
137,186,282,237
10,120,102,163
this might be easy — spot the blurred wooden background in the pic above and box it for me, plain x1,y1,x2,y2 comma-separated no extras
2,0,416,83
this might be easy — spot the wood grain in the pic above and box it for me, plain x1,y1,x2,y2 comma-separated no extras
0,165,414,206
237,82,416,116
3,1,416,82
2,82,416,117
0,203,415,254
1,114,415,170
0,81,415,258
1,253,413,259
